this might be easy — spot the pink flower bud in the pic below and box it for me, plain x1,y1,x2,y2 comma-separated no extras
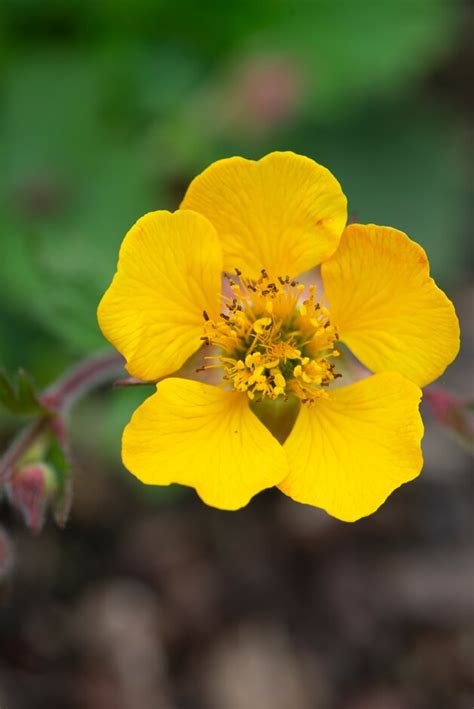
7,462,56,534
425,387,460,426
240,55,302,125
425,387,474,448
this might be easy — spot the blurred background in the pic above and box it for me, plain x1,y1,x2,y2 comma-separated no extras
0,0,473,707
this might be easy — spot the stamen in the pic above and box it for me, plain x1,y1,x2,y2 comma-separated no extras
200,269,340,405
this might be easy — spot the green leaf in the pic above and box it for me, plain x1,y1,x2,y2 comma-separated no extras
47,431,73,528
0,368,45,415
16,369,44,415
0,371,16,412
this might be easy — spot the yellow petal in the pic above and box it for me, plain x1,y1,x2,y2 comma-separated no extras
97,210,222,381
280,372,423,522
322,224,460,387
122,378,288,510
181,151,347,279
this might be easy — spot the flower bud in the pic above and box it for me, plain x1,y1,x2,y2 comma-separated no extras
7,462,57,534
425,387,474,449
425,387,459,426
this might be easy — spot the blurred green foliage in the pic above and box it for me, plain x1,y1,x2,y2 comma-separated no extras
1,0,471,467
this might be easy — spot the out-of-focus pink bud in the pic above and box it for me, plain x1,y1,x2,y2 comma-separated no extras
217,54,304,135
425,387,474,449
7,462,56,534
425,388,461,426
240,55,303,126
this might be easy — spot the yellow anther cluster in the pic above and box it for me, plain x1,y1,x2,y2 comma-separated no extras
200,270,340,405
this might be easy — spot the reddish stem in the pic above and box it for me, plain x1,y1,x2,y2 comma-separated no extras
0,349,125,484
41,350,124,413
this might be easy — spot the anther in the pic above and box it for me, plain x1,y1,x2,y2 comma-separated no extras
201,269,340,403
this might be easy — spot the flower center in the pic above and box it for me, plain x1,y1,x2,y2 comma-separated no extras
200,270,340,406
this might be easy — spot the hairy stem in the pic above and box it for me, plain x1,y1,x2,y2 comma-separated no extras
0,349,125,483
42,349,124,413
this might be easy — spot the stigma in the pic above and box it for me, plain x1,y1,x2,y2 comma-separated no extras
200,270,340,406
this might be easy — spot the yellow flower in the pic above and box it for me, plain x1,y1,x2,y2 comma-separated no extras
97,152,460,521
